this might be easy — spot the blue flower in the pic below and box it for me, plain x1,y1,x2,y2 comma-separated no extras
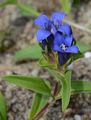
53,33,79,65
41,35,54,52
34,12,67,49
34,15,52,42
34,12,79,66
58,52,70,66
53,33,78,53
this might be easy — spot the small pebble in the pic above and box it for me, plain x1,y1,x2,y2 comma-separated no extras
68,63,73,70
30,69,39,76
74,115,81,120
84,52,91,58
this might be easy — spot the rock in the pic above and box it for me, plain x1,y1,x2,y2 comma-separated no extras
84,52,91,58
74,115,81,120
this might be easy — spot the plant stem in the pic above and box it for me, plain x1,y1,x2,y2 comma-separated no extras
33,103,49,120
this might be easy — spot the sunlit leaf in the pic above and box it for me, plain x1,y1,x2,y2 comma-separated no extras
3,75,51,96
17,3,39,16
14,44,42,62
0,93,7,120
29,93,49,120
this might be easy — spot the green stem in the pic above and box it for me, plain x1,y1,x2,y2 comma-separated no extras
32,103,49,120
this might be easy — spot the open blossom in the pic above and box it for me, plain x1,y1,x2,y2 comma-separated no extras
34,12,79,65
34,12,67,49
53,33,78,53
53,33,79,65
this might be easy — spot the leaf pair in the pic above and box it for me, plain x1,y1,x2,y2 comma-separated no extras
2,75,51,120
39,57,71,111
39,57,91,111
2,71,91,118
47,69,72,111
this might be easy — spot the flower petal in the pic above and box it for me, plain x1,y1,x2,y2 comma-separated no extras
58,23,72,35
47,35,54,47
34,15,50,28
58,52,70,65
51,24,57,35
54,33,64,45
42,40,47,49
66,46,79,53
36,29,51,42
64,35,73,46
53,45,63,52
52,12,66,23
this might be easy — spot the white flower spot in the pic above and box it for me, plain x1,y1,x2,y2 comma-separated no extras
60,43,67,51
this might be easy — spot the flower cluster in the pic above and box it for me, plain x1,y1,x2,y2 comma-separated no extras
34,12,79,66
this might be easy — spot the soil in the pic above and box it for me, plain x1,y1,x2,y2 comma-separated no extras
0,0,91,120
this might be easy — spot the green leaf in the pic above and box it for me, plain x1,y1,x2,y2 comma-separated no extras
17,3,40,16
77,42,91,53
0,93,7,120
48,69,72,111
73,0,80,7
72,52,83,61
29,93,49,120
56,80,91,100
59,71,71,111
39,57,57,70
3,75,51,96
0,0,17,8
62,71,71,110
14,44,42,62
14,41,91,62
29,93,42,120
6,0,17,4
39,57,59,80
71,80,91,93
59,0,71,13
0,115,1,120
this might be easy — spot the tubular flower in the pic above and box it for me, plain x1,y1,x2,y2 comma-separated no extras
34,12,66,49
53,33,79,65
34,12,79,66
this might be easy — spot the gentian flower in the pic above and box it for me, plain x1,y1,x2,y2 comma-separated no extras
53,33,79,65
34,12,79,66
34,12,68,50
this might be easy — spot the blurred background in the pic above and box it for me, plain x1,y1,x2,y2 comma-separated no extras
0,0,91,120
